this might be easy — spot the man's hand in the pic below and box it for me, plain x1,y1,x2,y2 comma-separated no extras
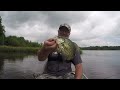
43,38,58,53
38,38,58,61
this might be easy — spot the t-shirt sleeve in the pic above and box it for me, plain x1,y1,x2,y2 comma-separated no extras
72,43,82,65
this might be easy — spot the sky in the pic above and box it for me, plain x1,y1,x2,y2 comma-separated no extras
0,11,120,47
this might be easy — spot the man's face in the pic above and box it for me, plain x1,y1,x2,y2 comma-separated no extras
58,27,70,38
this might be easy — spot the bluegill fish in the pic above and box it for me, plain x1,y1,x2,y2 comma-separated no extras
53,36,76,61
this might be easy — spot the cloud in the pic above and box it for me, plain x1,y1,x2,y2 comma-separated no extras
41,11,91,28
0,11,120,46
0,11,47,29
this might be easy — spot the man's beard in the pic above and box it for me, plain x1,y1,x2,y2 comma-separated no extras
58,35,69,38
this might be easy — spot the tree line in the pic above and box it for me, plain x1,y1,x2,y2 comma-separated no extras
81,46,120,50
0,16,41,47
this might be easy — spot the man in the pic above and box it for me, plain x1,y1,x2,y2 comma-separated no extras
37,23,83,79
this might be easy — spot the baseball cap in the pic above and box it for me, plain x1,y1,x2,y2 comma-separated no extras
59,23,71,32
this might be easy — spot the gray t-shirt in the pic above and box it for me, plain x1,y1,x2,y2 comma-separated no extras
43,43,82,76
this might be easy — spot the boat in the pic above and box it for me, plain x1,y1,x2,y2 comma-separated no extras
71,71,88,79
82,73,88,79
33,72,88,79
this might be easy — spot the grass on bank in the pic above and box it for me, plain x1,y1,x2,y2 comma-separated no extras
0,46,82,54
0,46,40,53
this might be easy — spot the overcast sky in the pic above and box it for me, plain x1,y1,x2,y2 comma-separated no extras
0,11,120,47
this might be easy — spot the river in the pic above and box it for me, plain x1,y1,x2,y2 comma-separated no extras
0,50,120,79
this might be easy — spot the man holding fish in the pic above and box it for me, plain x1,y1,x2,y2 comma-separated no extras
37,23,83,79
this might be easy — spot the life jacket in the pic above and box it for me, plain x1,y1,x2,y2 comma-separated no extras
48,52,67,62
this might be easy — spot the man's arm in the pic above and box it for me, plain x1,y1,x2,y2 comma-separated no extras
37,46,51,61
72,42,83,79
74,63,83,79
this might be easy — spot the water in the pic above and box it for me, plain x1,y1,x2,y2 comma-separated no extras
0,50,120,79
0,53,47,79
81,50,120,79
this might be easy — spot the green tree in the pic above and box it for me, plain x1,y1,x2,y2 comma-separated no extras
0,16,5,45
5,36,41,47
